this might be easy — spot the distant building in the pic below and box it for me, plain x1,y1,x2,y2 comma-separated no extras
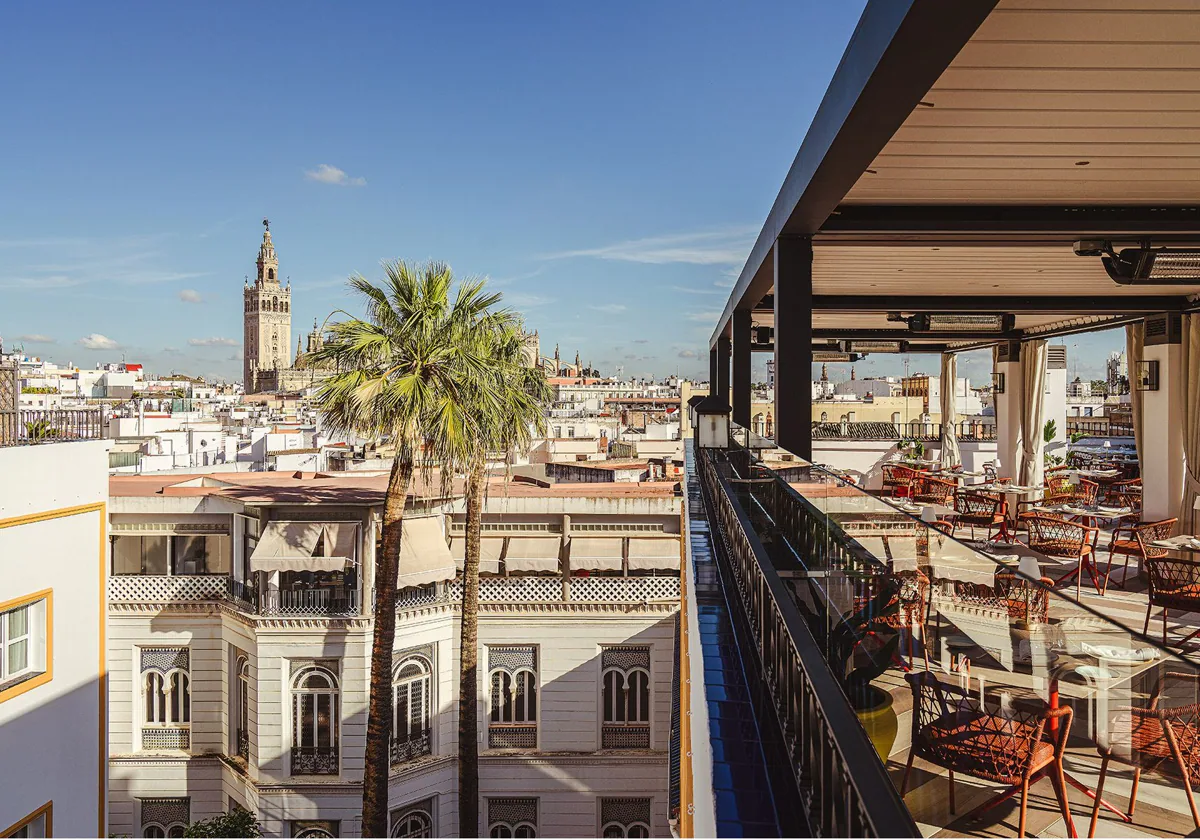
1106,350,1128,393
243,220,333,394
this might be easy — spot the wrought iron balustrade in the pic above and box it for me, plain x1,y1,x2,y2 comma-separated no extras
236,728,249,760
291,745,339,775
810,419,996,443
601,723,650,749
259,588,359,617
696,444,918,838
389,729,432,765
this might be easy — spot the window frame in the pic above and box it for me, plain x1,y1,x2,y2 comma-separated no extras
1,801,52,838
0,591,52,703
290,665,341,776
392,655,433,763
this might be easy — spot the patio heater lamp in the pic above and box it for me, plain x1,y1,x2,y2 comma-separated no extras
686,394,706,428
899,313,1015,333
991,371,1005,394
694,393,733,450
1077,239,1200,284
1135,359,1160,391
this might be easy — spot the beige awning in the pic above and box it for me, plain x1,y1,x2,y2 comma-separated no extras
250,522,356,572
568,537,624,571
398,516,457,588
627,537,681,571
504,537,561,573
450,536,503,574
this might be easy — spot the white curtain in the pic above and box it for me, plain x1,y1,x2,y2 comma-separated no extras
1179,314,1200,534
1019,339,1048,487
1127,322,1145,469
939,352,961,468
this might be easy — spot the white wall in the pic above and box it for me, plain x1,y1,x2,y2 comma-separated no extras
0,440,110,837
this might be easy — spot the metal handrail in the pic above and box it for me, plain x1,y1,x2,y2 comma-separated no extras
697,445,918,837
0,407,105,446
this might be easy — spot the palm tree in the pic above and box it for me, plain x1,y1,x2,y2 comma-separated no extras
458,320,550,837
311,261,500,838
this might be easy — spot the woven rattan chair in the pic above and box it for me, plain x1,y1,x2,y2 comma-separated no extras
1072,478,1101,507
882,463,922,498
900,671,1075,838
1144,554,1200,647
851,571,928,671
1024,514,1101,597
1108,518,1175,592
953,491,1007,541
1089,671,1200,836
912,475,957,506
947,572,1052,624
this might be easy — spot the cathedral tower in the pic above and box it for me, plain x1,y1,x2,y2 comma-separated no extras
243,219,292,392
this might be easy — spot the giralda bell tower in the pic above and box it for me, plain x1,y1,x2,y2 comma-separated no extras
242,218,292,392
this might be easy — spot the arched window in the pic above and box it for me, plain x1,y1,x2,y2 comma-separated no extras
141,798,188,837
892,412,901,424
752,413,765,436
141,648,190,750
291,665,339,775
602,823,650,838
392,655,432,764
489,822,537,838
490,669,537,724
390,803,433,839
236,656,251,759
268,268,276,281
820,412,828,422
142,823,186,838
600,646,651,748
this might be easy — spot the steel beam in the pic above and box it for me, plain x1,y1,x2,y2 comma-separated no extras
716,335,731,403
775,237,813,459
811,295,1186,314
711,0,998,347
732,310,752,428
815,328,1021,342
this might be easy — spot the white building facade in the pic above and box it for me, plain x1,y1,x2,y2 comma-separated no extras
105,472,681,838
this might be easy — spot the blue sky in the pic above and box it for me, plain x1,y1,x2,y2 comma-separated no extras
0,2,1123,384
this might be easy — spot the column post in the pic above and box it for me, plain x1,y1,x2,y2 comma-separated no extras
715,335,731,404
732,309,752,429
774,236,813,459
994,341,1023,479
1141,314,1185,521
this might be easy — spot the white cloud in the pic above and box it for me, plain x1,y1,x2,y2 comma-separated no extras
686,310,722,322
17,333,55,344
228,349,245,361
631,339,649,345
178,289,203,303
188,337,240,347
671,285,723,296
78,333,120,350
590,303,626,314
305,164,367,187
504,292,554,309
0,232,208,290
542,225,756,266
678,349,699,359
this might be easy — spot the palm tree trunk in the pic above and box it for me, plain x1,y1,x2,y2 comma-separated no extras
459,456,485,837
362,453,413,838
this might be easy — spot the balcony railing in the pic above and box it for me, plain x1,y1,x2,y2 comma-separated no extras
236,728,249,760
389,729,431,765
810,420,996,442
259,588,359,617
1066,418,1135,437
0,408,106,447
697,427,1199,838
488,724,537,749
697,444,913,837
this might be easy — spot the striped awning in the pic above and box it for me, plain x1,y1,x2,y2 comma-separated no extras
450,536,503,575
504,537,561,573
627,537,681,571
568,537,624,571
250,521,357,572
397,516,456,588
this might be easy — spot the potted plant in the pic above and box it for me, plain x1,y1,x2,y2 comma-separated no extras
898,438,925,464
828,586,902,759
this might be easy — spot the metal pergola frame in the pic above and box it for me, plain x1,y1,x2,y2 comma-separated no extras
708,0,1200,458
